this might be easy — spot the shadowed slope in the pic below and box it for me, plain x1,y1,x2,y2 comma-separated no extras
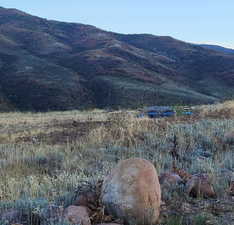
0,7,233,111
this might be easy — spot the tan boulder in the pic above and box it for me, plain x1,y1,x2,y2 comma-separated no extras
186,174,216,198
64,206,91,225
101,158,161,225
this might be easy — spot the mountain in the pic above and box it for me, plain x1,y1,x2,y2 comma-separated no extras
0,7,234,111
200,44,234,55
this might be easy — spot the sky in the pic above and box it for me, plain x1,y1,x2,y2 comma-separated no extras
1,0,233,49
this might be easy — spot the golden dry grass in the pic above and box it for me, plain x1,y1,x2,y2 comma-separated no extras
0,101,233,225
196,100,234,119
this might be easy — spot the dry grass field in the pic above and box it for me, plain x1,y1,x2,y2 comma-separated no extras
0,101,233,225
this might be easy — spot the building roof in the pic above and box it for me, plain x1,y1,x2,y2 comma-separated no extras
145,106,174,112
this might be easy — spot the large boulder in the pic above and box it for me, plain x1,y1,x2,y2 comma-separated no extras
101,158,161,225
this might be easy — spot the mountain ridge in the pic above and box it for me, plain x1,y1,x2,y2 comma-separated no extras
0,7,233,111
199,44,234,55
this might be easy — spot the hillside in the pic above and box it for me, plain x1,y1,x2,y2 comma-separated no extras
0,7,234,111
200,44,234,55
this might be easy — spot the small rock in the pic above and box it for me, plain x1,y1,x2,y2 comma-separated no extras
101,158,161,225
186,174,216,198
64,206,91,225
224,131,234,145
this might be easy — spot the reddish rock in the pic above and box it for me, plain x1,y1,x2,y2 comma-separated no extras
101,158,161,225
186,174,216,198
64,206,91,225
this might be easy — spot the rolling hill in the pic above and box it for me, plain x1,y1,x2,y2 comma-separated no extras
0,6,234,111
200,44,234,55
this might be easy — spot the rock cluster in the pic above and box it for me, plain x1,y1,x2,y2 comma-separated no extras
1,158,233,225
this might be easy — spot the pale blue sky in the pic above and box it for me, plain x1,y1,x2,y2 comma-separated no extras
1,0,233,48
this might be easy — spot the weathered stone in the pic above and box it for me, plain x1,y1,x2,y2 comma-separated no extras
186,174,216,198
101,158,161,225
64,205,91,225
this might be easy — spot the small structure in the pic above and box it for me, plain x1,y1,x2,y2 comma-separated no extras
182,106,193,116
145,106,176,118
